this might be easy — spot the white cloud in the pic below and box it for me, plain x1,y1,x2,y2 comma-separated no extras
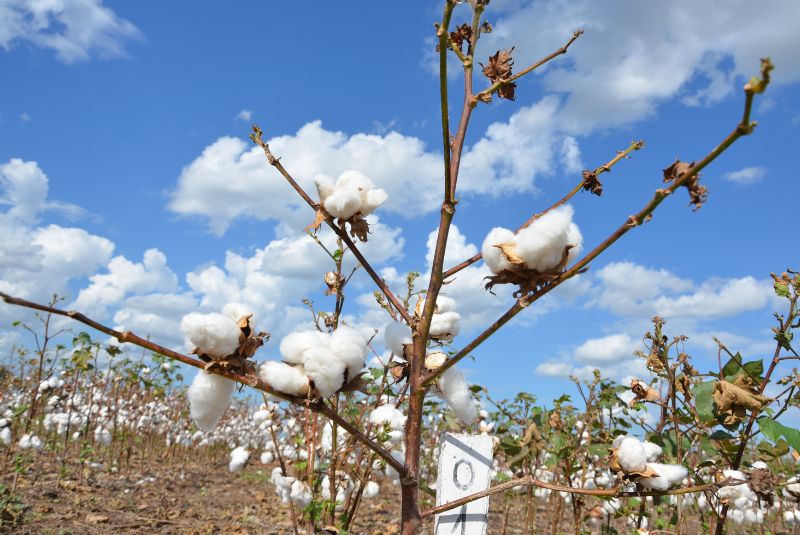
236,109,253,122
723,166,766,185
559,136,582,174
477,0,800,131
0,0,141,63
19,112,31,122
573,333,638,365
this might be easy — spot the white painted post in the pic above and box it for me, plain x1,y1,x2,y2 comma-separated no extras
435,433,493,535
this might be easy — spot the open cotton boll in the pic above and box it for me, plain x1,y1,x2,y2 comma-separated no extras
229,446,250,473
181,312,241,358
260,451,275,464
314,174,336,201
19,434,43,451
751,460,767,469
187,371,235,431
434,296,457,313
616,436,648,472
515,205,577,272
258,361,309,396
637,463,688,490
642,441,662,462
330,325,368,379
302,347,346,398
363,481,380,498
0,427,10,446
280,330,330,365
94,426,112,446
439,367,477,424
482,227,517,274
384,321,412,356
290,479,312,507
337,169,374,191
370,404,407,430
324,186,362,219
566,222,583,263
429,311,461,338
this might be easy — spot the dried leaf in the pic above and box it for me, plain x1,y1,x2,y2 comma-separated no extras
712,380,771,425
481,48,516,100
449,23,472,52
645,349,665,372
675,374,693,400
630,378,661,406
306,208,327,232
609,449,659,479
347,216,371,243
663,159,708,211
749,468,777,507
495,243,525,265
581,170,603,196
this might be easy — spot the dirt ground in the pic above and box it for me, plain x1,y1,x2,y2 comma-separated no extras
2,459,536,534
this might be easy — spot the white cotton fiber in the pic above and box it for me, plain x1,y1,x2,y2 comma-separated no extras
324,186,362,219
369,404,406,430
330,325,368,379
616,436,647,472
434,296,457,313
642,441,662,462
364,188,388,214
0,427,10,446
181,312,241,358
302,346,346,398
429,311,461,339
258,361,309,396
260,451,275,464
315,174,336,201
384,321,412,356
19,434,43,451
637,462,688,490
439,367,477,424
363,480,380,498
566,222,583,263
280,330,330,365
187,371,235,431
94,426,112,446
482,227,517,274
229,446,250,473
221,302,255,328
290,479,312,507
515,205,580,272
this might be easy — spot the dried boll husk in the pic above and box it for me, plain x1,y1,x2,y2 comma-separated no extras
425,352,447,371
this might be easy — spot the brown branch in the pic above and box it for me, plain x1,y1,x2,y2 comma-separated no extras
422,475,748,518
0,291,408,477
250,126,413,326
442,139,644,279
423,62,769,386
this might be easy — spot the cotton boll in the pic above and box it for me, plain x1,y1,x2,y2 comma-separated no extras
637,463,688,490
384,321,412,356
330,325,368,379
515,205,575,272
363,481,380,498
439,367,477,424
280,330,330,365
369,404,406,430
258,361,310,396
315,174,336,201
302,347,346,398
565,222,582,263
260,451,275,464
337,169,374,192
435,296,457,313
290,479,312,507
429,311,461,338
751,460,767,469
481,227,518,274
616,437,647,473
784,510,798,525
19,434,43,451
187,371,235,431
229,446,250,473
642,441,662,462
786,476,800,494
0,427,10,446
94,426,112,446
181,312,241,358
324,186,362,219
363,188,388,214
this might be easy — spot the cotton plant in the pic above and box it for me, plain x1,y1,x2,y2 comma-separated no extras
312,170,388,242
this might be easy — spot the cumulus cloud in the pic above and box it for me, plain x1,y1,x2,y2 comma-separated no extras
0,0,141,63
573,333,639,365
723,166,767,185
235,109,253,122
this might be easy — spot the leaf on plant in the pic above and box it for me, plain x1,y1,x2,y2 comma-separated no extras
630,378,660,406
581,170,603,196
663,159,708,211
712,380,771,425
481,48,516,100
757,416,800,453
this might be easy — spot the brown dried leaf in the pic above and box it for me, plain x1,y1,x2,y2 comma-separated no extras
645,349,665,372
347,216,371,243
663,159,708,211
306,208,327,232
548,411,562,431
712,380,771,425
630,378,661,406
495,243,525,266
749,468,777,507
581,170,603,196
481,49,516,100
449,23,472,52
675,374,693,400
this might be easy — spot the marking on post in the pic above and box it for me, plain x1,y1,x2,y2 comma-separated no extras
435,433,493,535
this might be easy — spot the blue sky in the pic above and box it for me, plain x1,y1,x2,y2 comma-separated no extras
1,0,799,407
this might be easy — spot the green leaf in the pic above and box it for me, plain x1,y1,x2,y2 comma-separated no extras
721,354,763,380
775,330,794,351
758,438,789,459
694,381,717,423
774,281,790,298
758,416,800,452
709,430,734,440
